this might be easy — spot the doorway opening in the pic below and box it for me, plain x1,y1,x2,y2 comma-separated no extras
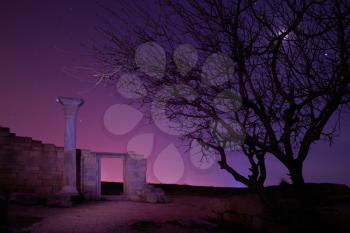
100,157,124,196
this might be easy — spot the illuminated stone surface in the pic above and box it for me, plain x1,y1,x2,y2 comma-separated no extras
57,96,84,195
0,124,162,204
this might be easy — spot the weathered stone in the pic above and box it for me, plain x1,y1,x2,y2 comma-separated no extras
57,97,84,196
43,144,56,152
11,137,26,143
0,131,10,137
9,192,42,205
36,186,53,195
0,125,155,204
0,194,8,232
132,185,170,203
145,193,158,203
46,194,74,207
0,137,10,145
31,140,42,146
128,194,143,202
25,166,40,171
0,149,15,157
0,127,10,133
31,145,42,151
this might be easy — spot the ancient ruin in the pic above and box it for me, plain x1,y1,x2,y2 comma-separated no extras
0,97,166,205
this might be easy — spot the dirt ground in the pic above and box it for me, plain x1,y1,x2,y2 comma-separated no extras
8,196,239,233
6,183,350,233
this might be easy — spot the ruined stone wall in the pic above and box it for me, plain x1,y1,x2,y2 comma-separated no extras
0,127,64,196
124,156,147,196
80,150,98,200
0,126,152,202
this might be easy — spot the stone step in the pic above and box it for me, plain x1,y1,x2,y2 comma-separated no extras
0,128,12,137
0,127,10,133
56,147,64,152
0,131,10,137
24,137,32,143
0,137,10,145
10,143,31,151
32,140,43,146
43,144,56,152
0,148,15,156
31,145,43,151
9,136,32,144
11,136,27,143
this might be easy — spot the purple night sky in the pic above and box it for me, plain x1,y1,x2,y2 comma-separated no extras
0,0,349,187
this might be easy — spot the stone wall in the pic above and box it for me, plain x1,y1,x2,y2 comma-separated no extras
80,150,98,200
0,126,161,203
124,156,147,196
0,127,63,196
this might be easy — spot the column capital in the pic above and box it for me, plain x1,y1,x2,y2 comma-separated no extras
56,97,84,117
56,96,84,107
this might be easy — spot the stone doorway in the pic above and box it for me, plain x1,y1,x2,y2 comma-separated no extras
95,153,132,200
100,157,124,196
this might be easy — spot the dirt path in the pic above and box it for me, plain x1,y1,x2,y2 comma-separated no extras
9,196,231,233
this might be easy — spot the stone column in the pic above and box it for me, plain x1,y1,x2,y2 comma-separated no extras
56,96,84,195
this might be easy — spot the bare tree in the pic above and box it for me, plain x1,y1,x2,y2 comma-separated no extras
91,0,350,188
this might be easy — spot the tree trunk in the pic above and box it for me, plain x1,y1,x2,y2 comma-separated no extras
288,161,305,187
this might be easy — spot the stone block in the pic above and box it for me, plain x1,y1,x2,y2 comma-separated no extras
83,180,96,186
0,167,14,174
0,138,10,145
0,127,10,133
31,145,42,151
20,173,41,182
10,143,25,149
45,151,57,158
145,193,158,203
0,131,10,137
129,185,170,204
9,192,42,205
43,144,56,152
80,150,92,155
30,150,41,157
46,193,83,207
40,176,56,184
46,194,72,207
25,166,40,172
0,178,14,185
36,186,53,195
0,173,16,180
0,158,18,167
23,137,32,143
11,137,25,143
31,140,42,145
0,149,15,157
56,147,64,153
128,194,143,202
0,194,7,231
25,178,42,186
83,185,96,192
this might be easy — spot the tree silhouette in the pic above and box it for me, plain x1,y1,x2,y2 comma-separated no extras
92,0,350,188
